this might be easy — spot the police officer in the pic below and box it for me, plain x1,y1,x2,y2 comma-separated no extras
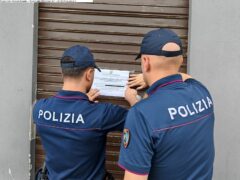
33,45,131,180
118,29,215,180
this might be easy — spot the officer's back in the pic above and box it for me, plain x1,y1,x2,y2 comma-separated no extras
120,75,214,179
118,29,215,180
33,45,127,180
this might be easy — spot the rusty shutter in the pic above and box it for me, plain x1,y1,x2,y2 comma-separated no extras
36,1,189,179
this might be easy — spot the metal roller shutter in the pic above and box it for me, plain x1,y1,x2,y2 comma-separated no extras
36,1,189,179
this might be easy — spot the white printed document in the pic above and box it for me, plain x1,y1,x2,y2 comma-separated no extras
92,69,130,97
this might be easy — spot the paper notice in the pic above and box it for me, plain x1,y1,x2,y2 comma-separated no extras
92,69,130,97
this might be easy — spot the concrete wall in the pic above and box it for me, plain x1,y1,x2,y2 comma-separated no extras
188,0,240,179
0,3,38,180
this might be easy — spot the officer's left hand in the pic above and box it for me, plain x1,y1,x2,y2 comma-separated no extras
87,89,100,102
128,74,148,90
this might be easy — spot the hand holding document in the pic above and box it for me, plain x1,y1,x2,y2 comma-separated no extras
127,74,147,90
87,89,100,102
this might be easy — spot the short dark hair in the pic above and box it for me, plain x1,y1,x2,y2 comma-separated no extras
61,56,88,78
62,67,88,78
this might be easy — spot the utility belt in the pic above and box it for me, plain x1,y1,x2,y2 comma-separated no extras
36,163,114,180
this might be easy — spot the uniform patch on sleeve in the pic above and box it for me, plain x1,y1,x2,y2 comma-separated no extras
123,128,130,148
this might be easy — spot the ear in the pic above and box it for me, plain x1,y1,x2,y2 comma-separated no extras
141,55,151,73
86,68,94,82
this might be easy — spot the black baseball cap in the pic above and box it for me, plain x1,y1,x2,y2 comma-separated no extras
135,28,183,60
61,45,101,72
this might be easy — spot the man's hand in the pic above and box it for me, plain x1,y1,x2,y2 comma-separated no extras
87,89,100,102
179,73,192,81
128,74,147,90
125,87,139,106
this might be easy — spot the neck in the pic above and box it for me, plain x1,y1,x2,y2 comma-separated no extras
148,70,178,86
62,79,87,93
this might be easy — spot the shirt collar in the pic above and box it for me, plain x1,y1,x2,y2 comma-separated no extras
55,90,89,101
147,74,183,95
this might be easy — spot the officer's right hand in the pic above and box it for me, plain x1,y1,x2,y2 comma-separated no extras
87,89,100,102
125,87,139,106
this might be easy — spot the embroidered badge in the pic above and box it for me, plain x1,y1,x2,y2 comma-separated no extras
123,128,130,148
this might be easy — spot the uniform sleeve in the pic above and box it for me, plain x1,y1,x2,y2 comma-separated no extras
101,103,128,132
185,78,209,92
32,99,45,124
32,100,40,123
185,78,202,86
185,78,213,100
118,107,154,175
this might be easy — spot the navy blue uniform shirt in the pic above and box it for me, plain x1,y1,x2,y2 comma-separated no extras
118,74,215,180
33,90,128,180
